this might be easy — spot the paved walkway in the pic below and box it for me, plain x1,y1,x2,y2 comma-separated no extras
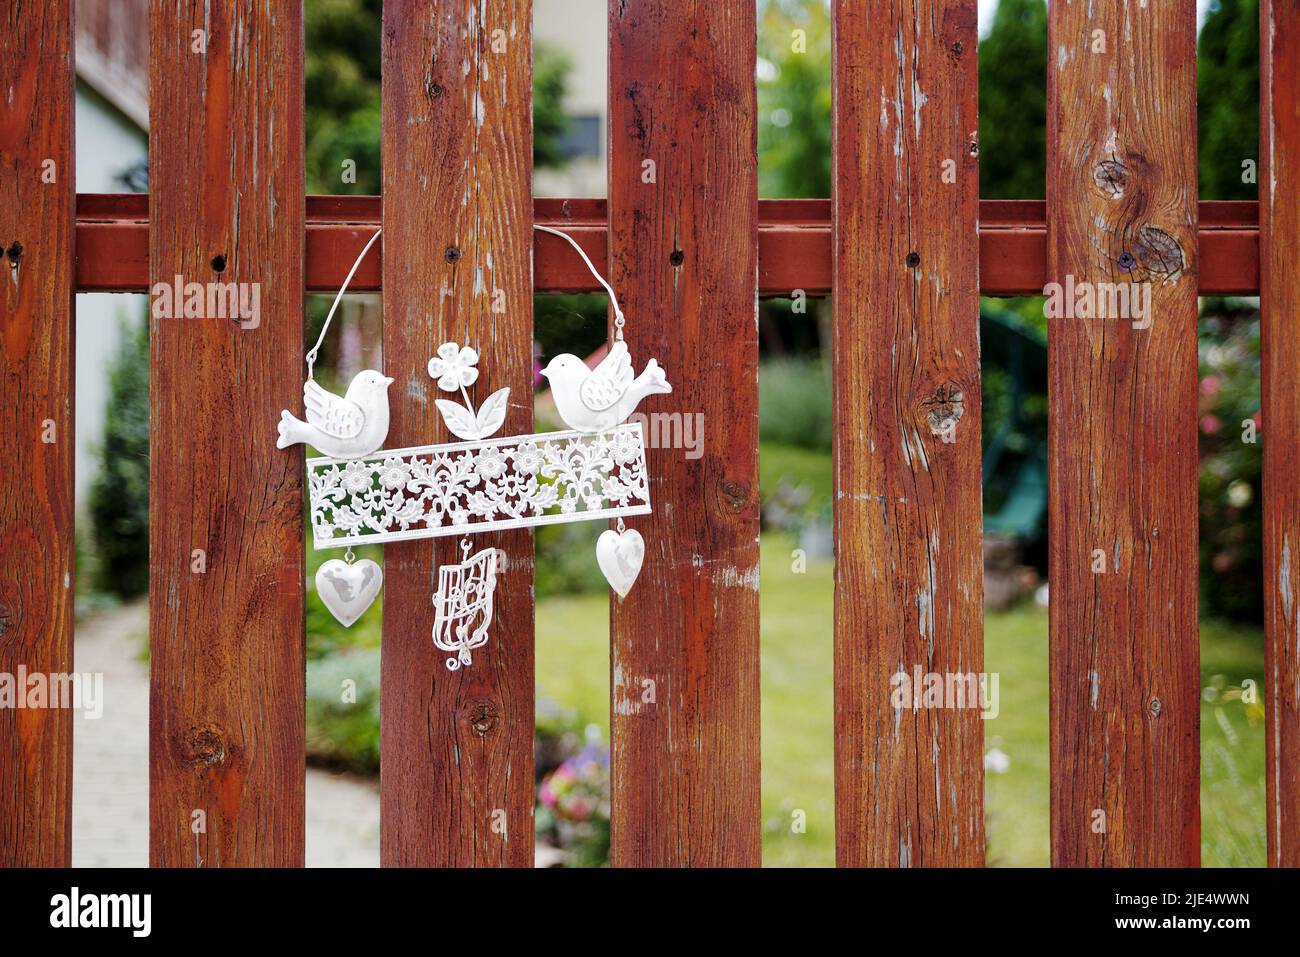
72,599,380,867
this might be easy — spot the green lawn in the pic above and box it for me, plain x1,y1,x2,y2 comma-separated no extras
536,532,1268,867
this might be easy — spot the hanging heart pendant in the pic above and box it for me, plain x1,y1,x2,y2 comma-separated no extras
596,528,645,598
315,558,383,627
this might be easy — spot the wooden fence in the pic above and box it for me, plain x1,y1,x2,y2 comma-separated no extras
0,0,1295,867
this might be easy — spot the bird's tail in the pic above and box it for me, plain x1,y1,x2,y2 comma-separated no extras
637,359,672,395
277,410,308,449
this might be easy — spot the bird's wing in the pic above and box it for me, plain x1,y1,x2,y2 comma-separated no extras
579,341,633,412
303,379,366,439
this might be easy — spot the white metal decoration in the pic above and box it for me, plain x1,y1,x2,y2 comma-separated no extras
432,540,499,670
595,526,645,599
277,228,393,461
428,342,512,441
307,422,651,547
314,554,384,627
281,222,671,657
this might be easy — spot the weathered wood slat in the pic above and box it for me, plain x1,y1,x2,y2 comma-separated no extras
831,0,985,867
148,0,306,866
0,0,76,868
607,0,761,867
380,0,535,867
1046,0,1200,867
1261,0,1300,868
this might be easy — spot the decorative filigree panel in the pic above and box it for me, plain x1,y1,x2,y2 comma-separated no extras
307,422,651,548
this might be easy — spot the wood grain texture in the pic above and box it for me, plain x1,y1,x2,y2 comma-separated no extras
832,0,984,867
0,0,75,868
607,0,761,867
380,0,535,868
1046,0,1200,867
148,0,306,867
1261,0,1300,868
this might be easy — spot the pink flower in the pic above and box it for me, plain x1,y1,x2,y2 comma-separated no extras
1200,415,1221,435
1200,375,1222,397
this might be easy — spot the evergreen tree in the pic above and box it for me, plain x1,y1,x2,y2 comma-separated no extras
757,0,832,199
89,317,150,597
304,0,572,195
1198,0,1259,200
978,0,1048,200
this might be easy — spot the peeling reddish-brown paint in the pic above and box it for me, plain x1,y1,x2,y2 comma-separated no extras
1260,0,1300,869
608,0,761,868
380,0,535,868
832,0,984,867
1047,0,1200,868
148,0,306,867
0,0,76,869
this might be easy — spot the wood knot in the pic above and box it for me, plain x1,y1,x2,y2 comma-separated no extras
6,241,23,267
211,253,227,273
426,79,445,99
0,600,14,637
905,251,921,269
922,383,965,436
181,726,228,767
1131,225,1185,282
668,248,685,267
1093,160,1128,198
444,246,462,264
468,700,497,736
719,480,750,512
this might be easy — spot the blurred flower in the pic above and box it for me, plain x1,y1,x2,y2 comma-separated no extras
984,748,1011,774
1227,479,1253,508
1200,414,1221,435
1200,375,1222,397
538,746,610,824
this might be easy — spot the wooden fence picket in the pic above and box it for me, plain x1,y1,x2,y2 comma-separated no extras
607,0,762,867
0,0,76,868
379,0,536,867
1260,0,1300,869
1046,0,1200,867
147,0,307,866
831,0,985,867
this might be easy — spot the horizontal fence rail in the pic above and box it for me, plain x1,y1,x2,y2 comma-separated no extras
73,195,1262,297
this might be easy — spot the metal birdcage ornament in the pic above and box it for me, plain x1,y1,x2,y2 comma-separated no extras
278,225,669,668
432,540,499,671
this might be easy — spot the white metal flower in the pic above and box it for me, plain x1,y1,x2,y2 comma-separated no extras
428,342,480,392
428,341,510,441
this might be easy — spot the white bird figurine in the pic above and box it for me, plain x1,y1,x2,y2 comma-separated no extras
276,369,394,460
540,340,672,433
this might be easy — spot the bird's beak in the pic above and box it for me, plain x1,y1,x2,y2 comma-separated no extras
382,376,395,386
539,368,550,379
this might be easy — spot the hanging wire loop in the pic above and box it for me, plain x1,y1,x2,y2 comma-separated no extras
533,224,626,341
306,228,383,380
